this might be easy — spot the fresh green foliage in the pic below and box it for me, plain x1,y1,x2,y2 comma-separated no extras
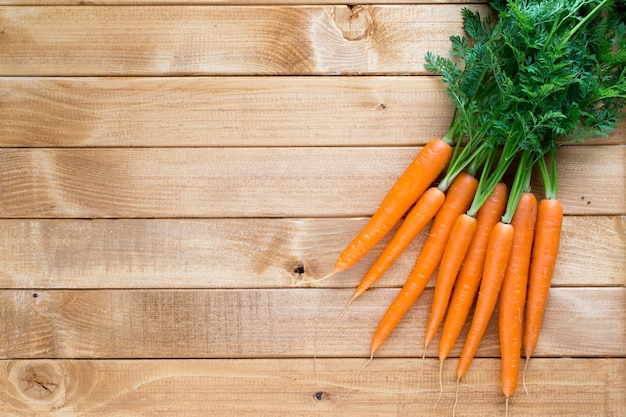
426,0,626,219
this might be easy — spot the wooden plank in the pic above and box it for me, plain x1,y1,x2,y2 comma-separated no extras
1,288,623,359
0,5,489,76
0,76,453,147
0,216,623,289
555,216,626,287
531,145,626,214
2,76,623,148
0,358,623,416
0,0,487,5
0,146,624,218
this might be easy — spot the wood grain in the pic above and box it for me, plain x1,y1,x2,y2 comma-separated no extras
1,288,623,359
531,146,626,214
0,216,623,289
0,5,488,76
0,358,623,416
2,76,623,148
1,0,624,415
0,76,453,147
1,0,487,5
1,146,624,218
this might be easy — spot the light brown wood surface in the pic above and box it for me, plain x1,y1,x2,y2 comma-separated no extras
0,0,624,415
2,76,623,147
1,288,624,359
0,216,623,288
0,359,623,417
0,76,453,147
0,0,486,4
0,146,624,218
0,5,490,76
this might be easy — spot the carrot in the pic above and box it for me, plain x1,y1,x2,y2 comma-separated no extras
330,139,453,276
456,221,514,379
423,213,477,351
499,192,537,400
423,212,477,400
523,198,563,360
438,182,508,363
369,172,478,355
322,188,445,342
349,187,445,304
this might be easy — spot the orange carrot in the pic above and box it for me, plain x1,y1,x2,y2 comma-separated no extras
369,172,478,355
423,213,477,351
438,182,508,362
349,187,445,304
456,221,514,379
331,139,453,275
523,198,563,360
325,188,444,340
499,192,537,399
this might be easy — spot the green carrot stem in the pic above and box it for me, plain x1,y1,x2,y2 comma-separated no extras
437,140,489,192
466,133,519,218
563,0,611,46
537,150,559,200
467,144,490,177
443,112,461,145
502,149,534,224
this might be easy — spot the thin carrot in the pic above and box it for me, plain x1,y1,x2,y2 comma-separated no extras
423,213,477,351
456,221,514,379
321,188,445,340
369,172,478,355
499,192,537,399
330,138,453,276
349,187,445,304
423,212,476,400
438,182,508,363
523,198,563,360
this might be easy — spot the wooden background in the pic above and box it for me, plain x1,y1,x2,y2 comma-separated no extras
0,0,624,415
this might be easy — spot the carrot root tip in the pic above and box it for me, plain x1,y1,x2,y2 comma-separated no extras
295,270,338,286
433,359,444,410
416,346,427,393
452,376,460,417
357,352,374,376
322,297,354,340
522,356,530,396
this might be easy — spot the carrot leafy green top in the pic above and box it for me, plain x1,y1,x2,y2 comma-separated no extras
426,0,626,220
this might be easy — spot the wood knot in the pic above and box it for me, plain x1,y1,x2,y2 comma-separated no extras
313,390,328,401
293,260,305,276
8,361,67,410
332,5,374,41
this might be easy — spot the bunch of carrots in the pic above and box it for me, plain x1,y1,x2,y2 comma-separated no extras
316,0,626,409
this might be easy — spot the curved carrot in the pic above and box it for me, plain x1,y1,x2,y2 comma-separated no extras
370,172,478,355
499,192,537,399
523,198,563,359
350,187,445,304
423,213,477,351
457,221,514,379
438,182,508,362
332,139,453,274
